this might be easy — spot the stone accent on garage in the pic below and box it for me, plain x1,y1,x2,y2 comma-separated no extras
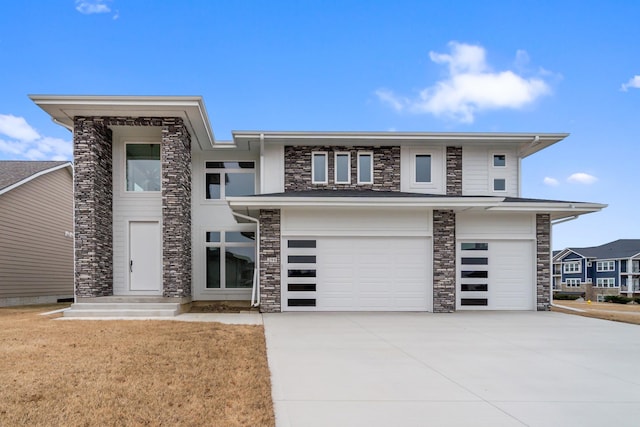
536,213,551,311
446,146,462,196
433,210,456,312
73,117,114,297
260,209,281,313
161,118,192,298
284,146,400,191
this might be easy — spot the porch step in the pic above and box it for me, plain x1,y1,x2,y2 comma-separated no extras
63,302,181,318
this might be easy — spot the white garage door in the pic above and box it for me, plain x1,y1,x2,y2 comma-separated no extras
284,237,431,311
457,240,535,310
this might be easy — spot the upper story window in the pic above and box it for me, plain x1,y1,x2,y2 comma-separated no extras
357,152,373,184
493,154,506,167
335,152,351,184
563,261,581,274
414,154,432,183
126,143,161,192
493,178,506,192
205,161,255,199
596,261,615,272
312,152,328,184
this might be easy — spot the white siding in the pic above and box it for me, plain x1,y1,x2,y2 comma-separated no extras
462,145,519,196
262,143,284,193
457,212,536,240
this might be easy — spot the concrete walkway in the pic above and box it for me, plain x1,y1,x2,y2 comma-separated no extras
263,311,640,427
54,311,263,325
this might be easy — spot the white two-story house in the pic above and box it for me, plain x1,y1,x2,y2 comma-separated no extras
31,95,605,315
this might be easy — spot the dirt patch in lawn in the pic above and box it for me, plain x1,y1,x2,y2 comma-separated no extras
551,300,640,325
189,300,259,313
0,304,274,426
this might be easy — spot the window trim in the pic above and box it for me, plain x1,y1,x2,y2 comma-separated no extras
565,278,581,287
311,152,328,184
596,277,617,288
357,152,373,184
493,178,507,192
204,160,256,200
334,151,351,184
124,142,161,193
596,260,615,272
563,261,582,274
413,153,432,184
492,153,507,168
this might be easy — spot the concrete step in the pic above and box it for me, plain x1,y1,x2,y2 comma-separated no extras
63,302,181,318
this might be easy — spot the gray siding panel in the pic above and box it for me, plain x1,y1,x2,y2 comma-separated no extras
0,168,73,301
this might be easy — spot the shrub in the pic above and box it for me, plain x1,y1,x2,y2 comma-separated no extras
603,295,632,304
553,293,582,301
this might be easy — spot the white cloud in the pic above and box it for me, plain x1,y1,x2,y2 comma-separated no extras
543,177,559,186
621,75,640,91
0,115,71,161
75,0,111,15
0,114,40,142
567,172,598,185
376,42,551,123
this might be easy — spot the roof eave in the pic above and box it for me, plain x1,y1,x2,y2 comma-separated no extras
0,162,72,197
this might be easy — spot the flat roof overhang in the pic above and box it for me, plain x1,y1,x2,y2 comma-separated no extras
29,95,215,149
227,194,606,221
232,131,570,158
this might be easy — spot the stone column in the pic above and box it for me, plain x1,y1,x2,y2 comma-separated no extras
73,117,114,297
259,209,281,312
446,146,462,196
433,210,456,312
161,118,192,298
536,213,551,310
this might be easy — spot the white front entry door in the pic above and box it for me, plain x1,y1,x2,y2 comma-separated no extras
129,221,162,293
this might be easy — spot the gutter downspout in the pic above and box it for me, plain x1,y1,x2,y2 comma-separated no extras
550,215,579,309
232,211,260,308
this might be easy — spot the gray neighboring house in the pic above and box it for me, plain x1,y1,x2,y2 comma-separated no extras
0,161,74,307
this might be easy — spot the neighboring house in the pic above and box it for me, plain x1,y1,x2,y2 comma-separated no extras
0,161,74,306
553,240,640,301
31,95,606,316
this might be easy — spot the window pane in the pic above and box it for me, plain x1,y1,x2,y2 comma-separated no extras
226,173,255,196
415,155,431,183
336,153,350,183
205,161,255,169
206,173,221,199
288,240,316,248
494,179,506,191
313,154,326,182
358,154,372,183
493,155,506,167
461,243,488,251
226,231,256,242
206,232,221,242
126,144,160,191
461,257,488,265
225,247,255,288
206,248,221,288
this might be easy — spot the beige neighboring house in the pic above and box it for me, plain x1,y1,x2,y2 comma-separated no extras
0,161,74,307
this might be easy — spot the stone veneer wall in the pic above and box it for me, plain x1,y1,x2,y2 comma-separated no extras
446,146,462,196
284,146,400,191
73,118,114,297
72,116,192,299
536,213,551,310
161,118,192,298
259,209,281,312
433,210,456,312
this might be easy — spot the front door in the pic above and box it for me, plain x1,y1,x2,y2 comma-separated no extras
129,221,162,293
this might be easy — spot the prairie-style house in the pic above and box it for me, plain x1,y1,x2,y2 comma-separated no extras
30,95,605,316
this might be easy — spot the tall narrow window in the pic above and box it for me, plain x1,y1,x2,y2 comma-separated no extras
312,152,327,184
335,152,351,184
126,144,161,191
415,154,432,183
358,152,373,184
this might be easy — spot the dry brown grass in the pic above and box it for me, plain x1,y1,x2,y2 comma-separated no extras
0,304,274,427
552,300,640,325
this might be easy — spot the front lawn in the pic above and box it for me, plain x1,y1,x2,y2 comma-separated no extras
0,305,274,426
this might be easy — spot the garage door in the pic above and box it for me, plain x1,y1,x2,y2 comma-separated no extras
284,237,431,311
457,240,535,310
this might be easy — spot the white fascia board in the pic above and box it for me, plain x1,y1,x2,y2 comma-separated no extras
226,196,504,209
29,95,215,149
486,202,606,212
0,162,72,197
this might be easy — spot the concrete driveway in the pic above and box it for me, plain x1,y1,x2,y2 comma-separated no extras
263,311,640,427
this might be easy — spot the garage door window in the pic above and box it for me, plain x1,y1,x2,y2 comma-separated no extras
459,242,489,308
285,239,318,308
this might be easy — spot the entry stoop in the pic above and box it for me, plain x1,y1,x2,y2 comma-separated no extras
63,296,189,318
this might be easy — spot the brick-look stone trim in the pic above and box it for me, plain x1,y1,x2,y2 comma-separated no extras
536,213,551,311
284,146,400,191
433,210,456,312
161,118,192,298
73,118,114,297
446,146,462,196
260,209,281,313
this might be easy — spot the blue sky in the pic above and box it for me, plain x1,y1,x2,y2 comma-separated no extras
0,0,638,249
